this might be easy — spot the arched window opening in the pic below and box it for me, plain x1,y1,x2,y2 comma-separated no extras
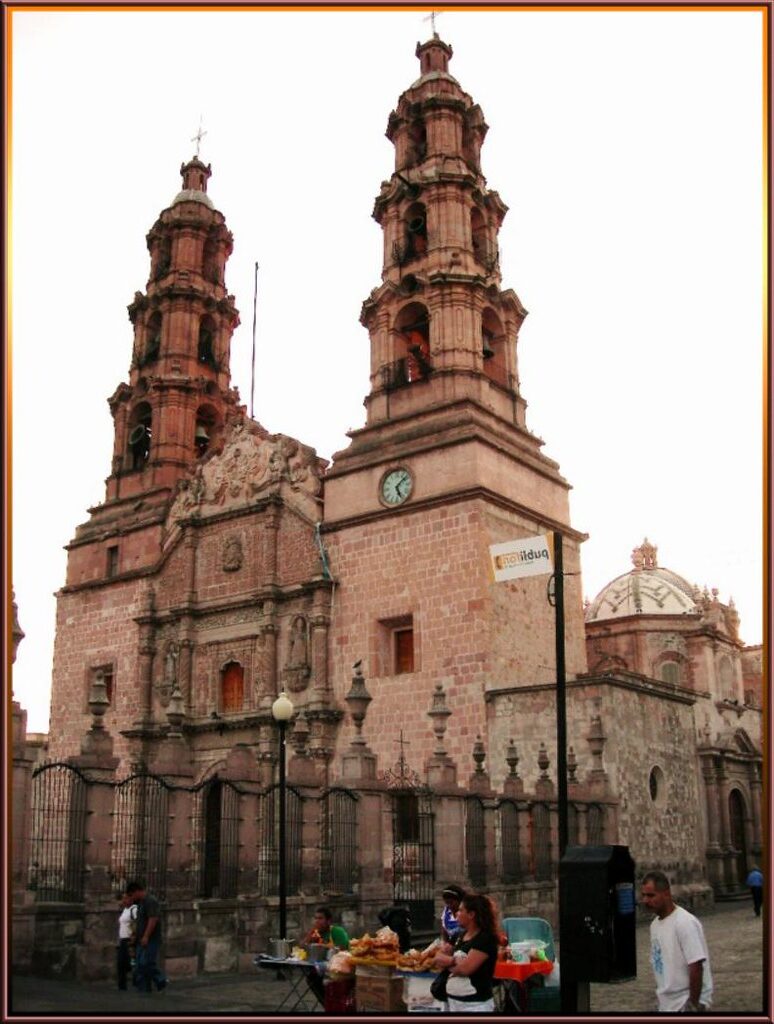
198,317,217,368
481,308,508,387
660,661,680,685
153,237,171,281
404,203,428,262
203,237,220,285
127,403,152,470
220,661,244,714
407,120,426,166
471,207,488,261
391,303,431,387
143,313,161,365
195,403,220,458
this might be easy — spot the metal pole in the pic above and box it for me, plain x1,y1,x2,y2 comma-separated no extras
250,261,259,420
554,530,568,858
278,719,287,940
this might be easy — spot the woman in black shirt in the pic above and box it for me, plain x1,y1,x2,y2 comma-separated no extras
433,893,499,1012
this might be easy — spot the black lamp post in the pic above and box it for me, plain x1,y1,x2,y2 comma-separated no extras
271,690,294,941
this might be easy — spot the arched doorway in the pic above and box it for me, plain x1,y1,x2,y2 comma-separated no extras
728,788,747,887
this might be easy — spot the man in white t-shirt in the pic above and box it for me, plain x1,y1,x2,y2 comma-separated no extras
641,871,713,1012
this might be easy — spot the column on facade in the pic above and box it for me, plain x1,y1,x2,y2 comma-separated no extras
748,762,762,859
714,755,734,892
11,704,36,897
136,585,156,725
308,588,330,708
264,503,280,586
182,526,198,605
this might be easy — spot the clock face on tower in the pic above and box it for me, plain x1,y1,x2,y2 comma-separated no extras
380,467,413,506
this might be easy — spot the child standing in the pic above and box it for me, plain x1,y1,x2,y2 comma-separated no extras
117,892,137,991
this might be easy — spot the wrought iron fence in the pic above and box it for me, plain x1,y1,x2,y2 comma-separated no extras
391,789,436,932
257,785,303,897
111,772,170,897
497,799,522,883
531,801,552,881
191,778,243,899
586,803,605,845
320,788,358,894
28,763,88,902
465,797,487,887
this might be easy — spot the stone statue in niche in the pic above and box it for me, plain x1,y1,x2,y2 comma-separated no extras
222,534,243,572
283,616,310,693
155,642,179,708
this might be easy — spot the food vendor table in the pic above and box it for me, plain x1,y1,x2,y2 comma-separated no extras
494,958,554,1012
254,955,326,1012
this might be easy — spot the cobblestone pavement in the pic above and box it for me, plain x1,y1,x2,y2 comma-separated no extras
9,900,768,1019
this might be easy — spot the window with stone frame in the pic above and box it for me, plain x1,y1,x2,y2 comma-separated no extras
106,545,119,578
377,614,416,676
660,660,680,685
220,661,244,713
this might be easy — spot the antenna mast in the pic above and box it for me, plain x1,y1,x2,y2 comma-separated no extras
250,261,259,419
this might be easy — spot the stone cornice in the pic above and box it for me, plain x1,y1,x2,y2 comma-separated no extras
485,671,703,706
321,484,586,542
326,401,564,491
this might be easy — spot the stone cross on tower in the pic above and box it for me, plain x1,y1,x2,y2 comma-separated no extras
191,116,207,158
423,10,441,36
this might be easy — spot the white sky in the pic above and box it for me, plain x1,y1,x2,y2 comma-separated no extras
9,7,764,734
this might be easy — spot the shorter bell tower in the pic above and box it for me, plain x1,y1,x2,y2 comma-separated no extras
64,156,243,587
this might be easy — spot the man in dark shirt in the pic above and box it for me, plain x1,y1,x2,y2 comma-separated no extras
126,880,168,993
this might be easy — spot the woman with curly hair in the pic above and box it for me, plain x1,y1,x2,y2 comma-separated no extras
433,893,500,1012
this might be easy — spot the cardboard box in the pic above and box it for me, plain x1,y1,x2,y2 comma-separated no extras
355,970,405,1012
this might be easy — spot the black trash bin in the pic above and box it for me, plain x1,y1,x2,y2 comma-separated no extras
559,844,637,983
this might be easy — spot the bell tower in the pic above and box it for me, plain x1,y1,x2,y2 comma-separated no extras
360,33,527,433
106,156,241,502
64,156,243,586
323,34,587,772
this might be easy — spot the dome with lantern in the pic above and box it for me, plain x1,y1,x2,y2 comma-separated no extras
585,539,701,623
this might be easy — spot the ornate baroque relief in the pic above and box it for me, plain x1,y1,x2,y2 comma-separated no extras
167,420,325,533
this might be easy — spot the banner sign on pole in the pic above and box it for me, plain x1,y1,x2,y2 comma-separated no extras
489,534,553,582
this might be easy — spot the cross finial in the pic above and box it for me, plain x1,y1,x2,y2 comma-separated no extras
423,10,441,37
191,115,207,158
395,730,410,769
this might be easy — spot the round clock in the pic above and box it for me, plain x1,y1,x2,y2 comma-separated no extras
380,467,413,506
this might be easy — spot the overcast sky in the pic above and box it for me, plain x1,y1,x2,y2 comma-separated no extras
10,6,764,734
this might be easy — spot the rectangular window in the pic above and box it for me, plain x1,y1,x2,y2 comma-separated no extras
394,628,415,674
376,614,417,676
106,545,119,578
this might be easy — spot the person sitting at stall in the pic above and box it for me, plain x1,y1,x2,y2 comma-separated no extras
302,906,350,950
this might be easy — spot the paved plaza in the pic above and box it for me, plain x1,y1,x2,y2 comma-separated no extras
9,900,768,1018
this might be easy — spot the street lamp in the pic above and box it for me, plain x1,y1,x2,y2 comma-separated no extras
271,690,294,942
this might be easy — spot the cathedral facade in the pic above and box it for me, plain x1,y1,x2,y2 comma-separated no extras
15,32,761,977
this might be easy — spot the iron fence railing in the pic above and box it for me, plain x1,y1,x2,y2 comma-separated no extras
320,788,358,894
28,763,87,902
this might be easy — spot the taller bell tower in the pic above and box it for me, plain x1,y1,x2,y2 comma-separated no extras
361,33,527,435
323,35,587,772
64,157,243,587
